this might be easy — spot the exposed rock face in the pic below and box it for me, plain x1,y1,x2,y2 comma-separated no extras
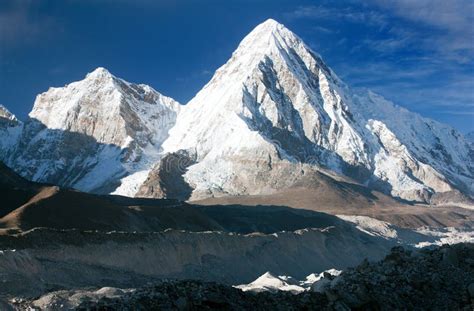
2,68,180,195
136,150,196,200
147,19,473,203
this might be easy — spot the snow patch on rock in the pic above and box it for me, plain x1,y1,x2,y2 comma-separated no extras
235,269,342,294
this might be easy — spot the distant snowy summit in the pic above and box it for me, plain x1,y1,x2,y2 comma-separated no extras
1,19,473,204
0,68,180,195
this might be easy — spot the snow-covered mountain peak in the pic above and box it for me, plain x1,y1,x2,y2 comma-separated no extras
5,69,181,196
164,19,331,153
226,18,319,73
254,18,280,31
239,18,288,44
157,19,473,202
238,18,302,48
85,66,114,81
29,68,180,149
86,66,112,77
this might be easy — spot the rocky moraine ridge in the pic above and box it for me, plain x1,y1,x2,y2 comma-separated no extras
14,244,474,311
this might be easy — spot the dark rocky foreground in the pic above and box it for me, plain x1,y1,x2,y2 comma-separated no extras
16,243,474,311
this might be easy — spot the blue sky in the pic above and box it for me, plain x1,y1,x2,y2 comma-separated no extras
1,0,473,133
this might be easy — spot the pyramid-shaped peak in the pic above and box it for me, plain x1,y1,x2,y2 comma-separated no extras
255,18,283,31
90,66,111,75
85,67,115,81
231,18,304,60
247,18,294,38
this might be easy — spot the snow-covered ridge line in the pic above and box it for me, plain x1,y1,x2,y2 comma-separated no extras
0,19,472,203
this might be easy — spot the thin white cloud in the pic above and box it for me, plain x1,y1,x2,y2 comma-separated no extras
288,1,473,128
367,0,474,63
369,0,473,33
439,110,474,116
336,57,474,117
362,37,410,54
312,25,335,34
287,5,387,28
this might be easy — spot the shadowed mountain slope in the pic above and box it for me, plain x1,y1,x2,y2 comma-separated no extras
0,161,361,234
